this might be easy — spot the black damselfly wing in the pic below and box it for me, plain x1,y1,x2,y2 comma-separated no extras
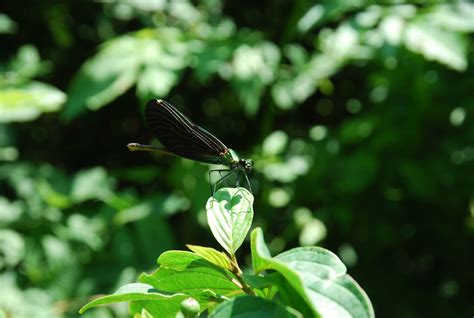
145,99,228,165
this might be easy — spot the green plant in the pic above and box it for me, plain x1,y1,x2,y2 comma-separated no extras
79,187,374,318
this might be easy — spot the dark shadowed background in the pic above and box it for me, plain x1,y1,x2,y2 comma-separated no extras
1,1,473,317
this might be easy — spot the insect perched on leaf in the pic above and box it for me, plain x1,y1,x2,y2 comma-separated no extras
128,99,253,193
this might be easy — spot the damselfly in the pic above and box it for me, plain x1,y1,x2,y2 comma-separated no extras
128,99,253,193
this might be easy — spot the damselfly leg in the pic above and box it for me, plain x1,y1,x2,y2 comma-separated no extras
209,169,252,194
209,169,233,194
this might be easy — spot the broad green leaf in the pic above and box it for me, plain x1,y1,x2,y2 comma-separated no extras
63,32,148,120
275,247,346,280
0,230,24,268
0,197,23,224
276,248,373,318
262,131,288,156
63,33,141,120
70,167,113,203
63,28,189,120
42,235,73,271
8,45,48,78
296,1,365,34
251,228,317,318
206,187,254,255
140,251,242,309
114,201,151,225
0,272,59,318
0,13,17,34
36,179,72,209
61,214,104,250
422,5,474,33
136,65,179,99
404,20,468,71
209,295,302,318
129,295,199,318
231,42,280,115
79,283,188,314
302,274,374,318
252,228,374,318
186,245,232,270
0,81,65,123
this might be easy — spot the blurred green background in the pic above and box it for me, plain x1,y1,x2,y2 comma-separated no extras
1,1,473,317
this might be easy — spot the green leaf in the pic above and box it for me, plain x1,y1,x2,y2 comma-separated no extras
251,228,317,318
404,20,468,71
251,228,374,318
0,230,24,268
70,167,113,203
231,42,280,115
186,245,232,270
129,295,199,318
136,65,179,99
8,45,49,78
0,81,65,123
206,187,254,255
63,28,189,120
0,197,23,224
79,283,188,314
262,130,288,156
36,179,72,209
209,295,302,318
63,32,149,120
275,248,374,318
0,13,17,34
274,247,346,280
139,251,242,309
304,274,374,318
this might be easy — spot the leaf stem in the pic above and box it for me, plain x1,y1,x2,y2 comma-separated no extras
230,253,254,295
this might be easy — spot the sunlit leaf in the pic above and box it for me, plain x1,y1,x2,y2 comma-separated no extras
140,251,242,308
0,13,17,34
136,65,179,99
404,20,468,71
0,272,59,318
0,197,23,224
0,81,65,123
231,42,280,115
186,245,232,270
79,283,188,315
63,28,189,120
70,167,113,203
251,228,374,318
276,248,373,318
251,228,318,317
0,230,24,268
8,45,50,78
262,131,288,156
206,187,254,255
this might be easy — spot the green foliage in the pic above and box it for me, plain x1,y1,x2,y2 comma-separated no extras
0,45,65,122
1,1,474,317
80,188,373,317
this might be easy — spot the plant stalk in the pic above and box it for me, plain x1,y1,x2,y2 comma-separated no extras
230,253,254,295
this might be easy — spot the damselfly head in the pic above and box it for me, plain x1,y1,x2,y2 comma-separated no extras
240,158,253,172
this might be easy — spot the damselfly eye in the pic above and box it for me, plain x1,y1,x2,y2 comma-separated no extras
244,159,253,170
